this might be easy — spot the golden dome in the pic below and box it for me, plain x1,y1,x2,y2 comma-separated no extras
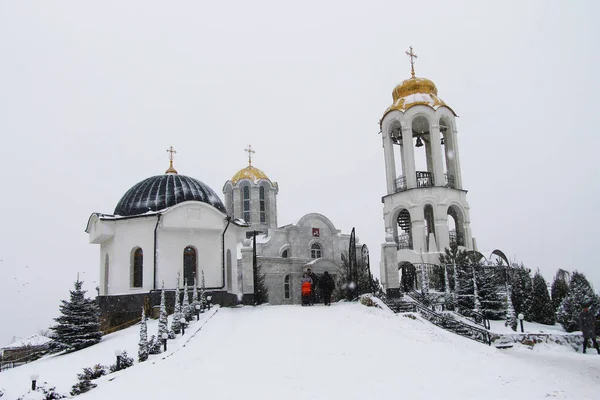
383,77,456,118
231,165,271,185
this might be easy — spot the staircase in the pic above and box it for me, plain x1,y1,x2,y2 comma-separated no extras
377,292,492,346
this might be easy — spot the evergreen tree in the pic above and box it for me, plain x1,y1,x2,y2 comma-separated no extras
336,252,374,301
51,279,102,352
138,308,148,362
550,271,570,312
157,285,168,341
255,264,269,305
557,271,599,332
171,273,182,334
530,270,556,325
182,280,192,321
505,285,517,331
192,278,199,313
199,271,207,310
443,264,455,310
510,264,533,320
476,266,504,320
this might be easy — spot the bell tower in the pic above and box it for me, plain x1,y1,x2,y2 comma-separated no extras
223,145,278,233
379,48,475,296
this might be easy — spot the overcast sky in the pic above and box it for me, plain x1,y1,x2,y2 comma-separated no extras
1,1,598,345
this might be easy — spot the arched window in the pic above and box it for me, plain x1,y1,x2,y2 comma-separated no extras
448,206,465,246
243,185,250,223
226,249,232,290
132,248,143,288
396,209,413,250
259,186,266,224
284,275,290,299
310,243,322,259
424,204,436,252
183,246,197,286
103,254,109,295
282,249,289,258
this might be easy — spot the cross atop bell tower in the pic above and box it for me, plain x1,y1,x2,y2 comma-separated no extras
406,46,418,78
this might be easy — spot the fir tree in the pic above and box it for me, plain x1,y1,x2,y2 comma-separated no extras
530,270,556,325
255,264,269,305
443,264,455,310
505,285,517,331
510,264,533,320
182,280,192,321
557,271,599,332
192,278,199,313
109,351,134,372
51,279,102,352
171,273,182,334
157,285,168,341
199,271,207,310
550,271,570,312
138,308,148,362
476,266,504,320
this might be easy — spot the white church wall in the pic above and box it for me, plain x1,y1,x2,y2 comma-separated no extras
158,203,230,290
103,216,158,295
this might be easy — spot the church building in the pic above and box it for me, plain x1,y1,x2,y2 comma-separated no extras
86,146,357,328
223,146,356,305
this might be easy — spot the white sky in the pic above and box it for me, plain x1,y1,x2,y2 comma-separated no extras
1,0,599,345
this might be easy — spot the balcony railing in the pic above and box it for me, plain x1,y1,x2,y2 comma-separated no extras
396,233,413,250
444,173,456,188
449,230,465,247
416,171,434,188
395,176,407,192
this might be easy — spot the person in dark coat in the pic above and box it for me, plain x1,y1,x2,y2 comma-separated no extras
319,271,335,306
579,305,600,354
307,268,318,305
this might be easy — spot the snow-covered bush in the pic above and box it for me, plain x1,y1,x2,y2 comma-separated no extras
17,384,66,400
70,365,106,397
182,281,192,321
157,286,168,340
148,335,163,355
109,351,134,373
171,273,182,334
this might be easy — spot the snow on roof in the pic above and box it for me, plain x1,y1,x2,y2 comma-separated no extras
2,334,51,349
255,233,270,244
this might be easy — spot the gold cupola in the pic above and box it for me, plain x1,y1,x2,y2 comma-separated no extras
231,144,272,185
382,47,456,120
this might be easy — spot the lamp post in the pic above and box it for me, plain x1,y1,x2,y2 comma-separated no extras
161,332,168,352
114,349,122,371
207,296,212,310
180,317,186,335
518,313,525,333
195,304,201,320
30,373,38,391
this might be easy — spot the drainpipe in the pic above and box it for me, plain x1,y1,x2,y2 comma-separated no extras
204,215,231,290
153,213,161,290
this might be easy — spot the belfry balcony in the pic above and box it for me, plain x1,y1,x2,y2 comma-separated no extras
395,176,407,192
449,230,465,247
396,233,413,250
416,171,434,188
444,173,456,189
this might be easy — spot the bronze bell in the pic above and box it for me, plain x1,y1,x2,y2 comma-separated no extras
415,137,424,147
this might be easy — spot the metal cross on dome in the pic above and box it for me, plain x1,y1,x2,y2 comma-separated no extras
406,46,418,78
166,145,177,161
245,144,255,167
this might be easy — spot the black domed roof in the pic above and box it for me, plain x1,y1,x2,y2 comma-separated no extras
114,174,227,216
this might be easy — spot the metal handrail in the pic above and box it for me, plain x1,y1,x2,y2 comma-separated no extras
396,233,412,250
416,171,434,188
444,173,456,188
456,306,491,330
395,176,407,192
384,292,491,346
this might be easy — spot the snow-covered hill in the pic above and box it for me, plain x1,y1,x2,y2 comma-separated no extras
2,303,599,400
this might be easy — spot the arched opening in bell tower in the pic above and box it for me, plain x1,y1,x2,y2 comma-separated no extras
439,116,455,188
395,209,413,250
412,115,434,188
388,121,406,192
447,205,465,247
423,204,436,251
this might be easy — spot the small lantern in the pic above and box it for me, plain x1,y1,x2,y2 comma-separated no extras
30,373,39,391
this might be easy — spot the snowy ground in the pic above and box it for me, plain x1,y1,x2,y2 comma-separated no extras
2,303,600,400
